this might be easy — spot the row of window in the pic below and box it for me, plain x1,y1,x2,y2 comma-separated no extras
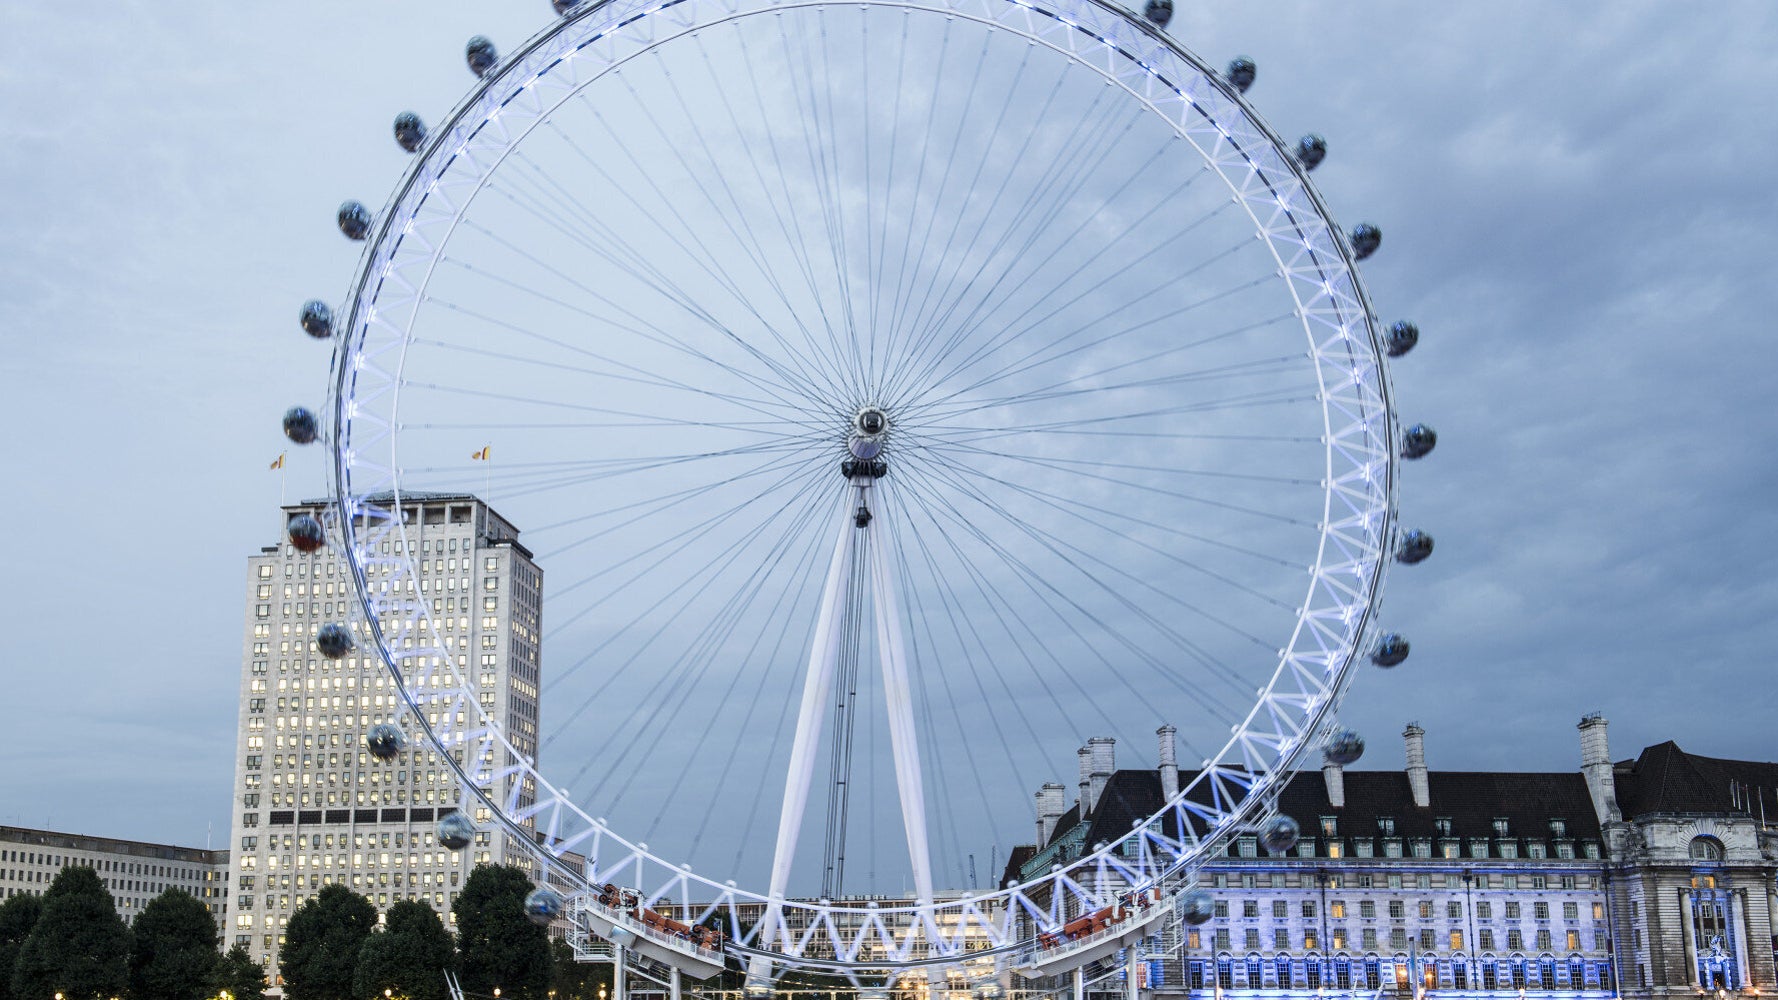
1221,898,1604,922
1212,871,1596,892
1194,926,1596,953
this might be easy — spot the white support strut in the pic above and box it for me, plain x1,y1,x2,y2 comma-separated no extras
867,501,935,905
753,501,858,979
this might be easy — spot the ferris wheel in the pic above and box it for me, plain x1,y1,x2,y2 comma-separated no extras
283,0,1437,987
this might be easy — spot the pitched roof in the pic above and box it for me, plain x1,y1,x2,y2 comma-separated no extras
1613,741,1778,819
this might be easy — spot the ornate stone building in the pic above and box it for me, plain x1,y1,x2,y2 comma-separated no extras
1002,716,1778,1000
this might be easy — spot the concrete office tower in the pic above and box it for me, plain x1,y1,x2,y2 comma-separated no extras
227,492,543,988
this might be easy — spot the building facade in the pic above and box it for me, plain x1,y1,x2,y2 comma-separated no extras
227,492,543,984
1004,717,1778,1000
0,825,227,924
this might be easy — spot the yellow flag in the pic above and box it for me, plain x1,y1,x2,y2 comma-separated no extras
471,446,491,461
269,453,286,470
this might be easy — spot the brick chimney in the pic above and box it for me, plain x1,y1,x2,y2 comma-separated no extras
1404,723,1430,809
1088,736,1116,811
1578,714,1621,824
1035,782,1068,845
1157,725,1180,802
1323,757,1346,809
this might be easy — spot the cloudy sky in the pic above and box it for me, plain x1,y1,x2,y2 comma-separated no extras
0,0,1774,868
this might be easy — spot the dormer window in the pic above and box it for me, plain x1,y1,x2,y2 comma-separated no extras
1492,817,1510,836
1434,817,1452,836
1378,817,1396,835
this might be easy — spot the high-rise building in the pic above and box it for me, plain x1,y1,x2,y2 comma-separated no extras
0,825,228,924
227,492,542,986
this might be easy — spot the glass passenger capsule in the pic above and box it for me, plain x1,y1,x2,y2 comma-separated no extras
299,300,332,339
466,36,499,77
1180,888,1215,925
1396,530,1434,564
1323,728,1365,766
1260,815,1301,854
1385,320,1419,357
437,812,476,851
393,112,427,153
366,722,406,761
283,407,319,445
1143,0,1172,28
524,887,564,924
337,201,372,241
287,514,326,554
316,622,356,659
1295,134,1327,171
1371,632,1410,667
1225,57,1256,93
1401,423,1437,459
1349,223,1382,261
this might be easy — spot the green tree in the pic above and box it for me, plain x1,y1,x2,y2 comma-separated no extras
452,866,550,1000
354,902,454,1000
209,944,266,1000
128,889,218,1000
11,866,130,1000
0,894,43,1000
281,885,377,1000
546,939,603,1000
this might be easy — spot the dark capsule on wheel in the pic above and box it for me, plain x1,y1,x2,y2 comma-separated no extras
524,887,564,924
299,300,333,339
1225,57,1256,93
1385,320,1419,357
552,0,581,15
1401,423,1437,459
437,812,475,851
1259,815,1300,854
1349,223,1382,260
1143,0,1172,28
337,201,372,241
1396,530,1434,564
1371,632,1410,668
366,722,406,761
287,514,326,554
1180,888,1215,925
316,622,356,659
283,407,319,445
1323,727,1365,766
393,112,427,153
466,36,499,77
1295,134,1327,171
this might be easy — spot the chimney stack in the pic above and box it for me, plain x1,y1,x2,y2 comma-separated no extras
1578,714,1622,824
1088,736,1116,812
1035,783,1067,845
1078,746,1094,818
1323,757,1346,809
1157,725,1180,802
1404,723,1430,809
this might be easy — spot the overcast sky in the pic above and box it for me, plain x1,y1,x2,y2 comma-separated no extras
0,1,1774,858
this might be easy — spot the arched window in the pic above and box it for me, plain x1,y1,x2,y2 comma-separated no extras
1690,836,1726,861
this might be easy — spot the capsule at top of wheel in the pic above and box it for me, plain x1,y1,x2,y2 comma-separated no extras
1349,223,1382,261
1371,632,1410,668
466,36,499,77
1295,134,1327,171
1143,0,1172,28
338,201,372,241
1225,57,1256,93
1385,320,1419,357
1401,423,1437,459
1259,815,1300,854
287,514,326,554
1396,529,1434,564
1323,727,1365,766
1180,888,1215,925
524,887,564,924
316,622,356,659
394,112,427,153
283,407,319,445
299,300,333,339
437,811,476,851
366,722,406,761
552,0,582,15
